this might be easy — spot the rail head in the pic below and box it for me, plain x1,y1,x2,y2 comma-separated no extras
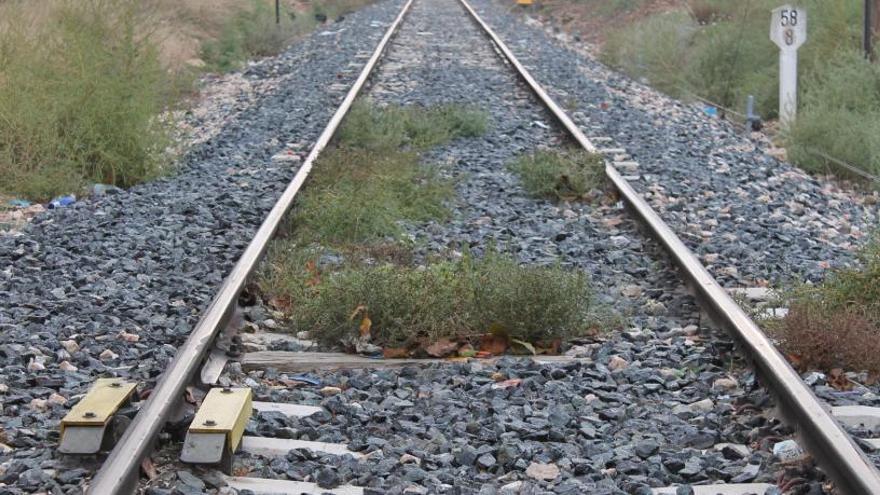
86,1,415,493
455,0,880,493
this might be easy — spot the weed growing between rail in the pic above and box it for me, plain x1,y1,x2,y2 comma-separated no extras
509,149,605,201
261,101,605,354
777,238,880,374
289,100,489,245
338,100,489,152
275,251,599,349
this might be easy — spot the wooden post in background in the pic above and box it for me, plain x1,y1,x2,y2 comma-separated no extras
276,0,281,25
873,0,880,60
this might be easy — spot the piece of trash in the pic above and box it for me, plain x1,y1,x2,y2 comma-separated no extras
491,378,523,390
91,184,122,196
6,199,31,208
458,344,476,358
532,121,550,130
772,439,808,463
703,105,718,117
48,195,76,209
289,374,321,386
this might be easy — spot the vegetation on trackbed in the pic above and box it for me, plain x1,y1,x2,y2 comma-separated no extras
261,101,607,354
509,149,605,201
539,0,880,180
777,238,880,374
0,0,374,202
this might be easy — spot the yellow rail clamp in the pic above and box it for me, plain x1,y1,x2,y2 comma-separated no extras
517,0,533,5
181,387,252,471
59,378,137,454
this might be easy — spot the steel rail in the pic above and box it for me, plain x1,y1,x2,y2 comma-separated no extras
86,1,414,492
455,0,880,493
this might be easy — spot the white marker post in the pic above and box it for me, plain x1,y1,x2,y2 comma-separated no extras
770,5,807,128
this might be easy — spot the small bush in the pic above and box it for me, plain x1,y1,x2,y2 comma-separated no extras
0,0,170,201
280,252,599,348
259,101,604,353
787,51,880,177
780,304,880,374
509,149,605,201
201,0,294,72
201,0,378,72
779,239,880,373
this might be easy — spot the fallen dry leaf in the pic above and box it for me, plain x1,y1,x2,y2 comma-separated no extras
828,368,853,391
359,315,372,338
305,260,321,287
425,339,459,358
383,347,409,359
479,334,507,356
268,295,292,312
141,457,158,480
509,338,536,355
491,378,523,390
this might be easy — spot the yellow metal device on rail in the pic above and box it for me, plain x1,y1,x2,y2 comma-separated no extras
59,378,137,454
516,0,533,5
181,387,252,470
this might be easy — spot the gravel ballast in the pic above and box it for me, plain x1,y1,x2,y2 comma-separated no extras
191,0,835,492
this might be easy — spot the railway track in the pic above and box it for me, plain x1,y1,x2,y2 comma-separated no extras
51,0,880,493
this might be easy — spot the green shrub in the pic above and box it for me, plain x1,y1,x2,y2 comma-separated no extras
256,101,604,352
280,251,599,348
509,149,605,201
787,51,880,177
0,0,170,201
201,0,378,72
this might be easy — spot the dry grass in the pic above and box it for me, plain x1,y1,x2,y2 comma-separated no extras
0,0,371,72
777,239,880,374
780,304,880,374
